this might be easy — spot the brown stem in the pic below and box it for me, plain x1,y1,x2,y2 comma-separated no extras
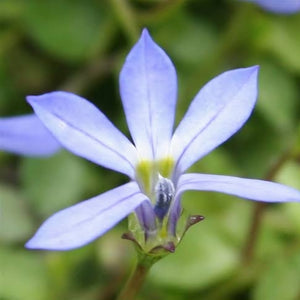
242,201,266,264
242,151,292,263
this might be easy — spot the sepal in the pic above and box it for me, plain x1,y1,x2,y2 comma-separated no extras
123,210,205,260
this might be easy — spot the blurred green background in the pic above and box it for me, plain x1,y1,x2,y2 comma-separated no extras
1,0,300,299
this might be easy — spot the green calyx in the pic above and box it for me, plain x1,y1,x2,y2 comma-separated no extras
124,210,205,260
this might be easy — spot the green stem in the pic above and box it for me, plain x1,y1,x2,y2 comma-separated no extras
117,254,155,300
110,0,139,43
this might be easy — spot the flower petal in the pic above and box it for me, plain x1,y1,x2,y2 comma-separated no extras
135,201,156,233
119,29,177,160
27,91,137,178
0,114,60,156
171,66,259,176
25,182,148,250
177,173,300,203
242,0,300,14
168,171,300,235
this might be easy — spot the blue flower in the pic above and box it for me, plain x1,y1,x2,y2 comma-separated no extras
25,29,300,252
0,114,60,156
242,0,300,14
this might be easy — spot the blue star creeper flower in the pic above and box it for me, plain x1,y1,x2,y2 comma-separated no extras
242,0,300,14
0,114,60,156
25,29,300,252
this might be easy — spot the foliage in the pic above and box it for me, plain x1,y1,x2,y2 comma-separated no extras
1,0,300,299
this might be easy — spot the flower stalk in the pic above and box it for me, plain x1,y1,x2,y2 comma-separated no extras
117,252,159,300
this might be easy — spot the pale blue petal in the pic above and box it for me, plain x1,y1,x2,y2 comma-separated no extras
168,172,300,235
242,0,300,14
119,29,177,160
171,66,259,177
27,92,138,178
25,182,148,250
177,173,300,203
0,114,60,156
135,200,156,234
167,196,182,236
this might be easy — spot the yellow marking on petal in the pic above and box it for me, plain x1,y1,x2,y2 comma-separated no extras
135,157,174,199
135,160,153,195
159,226,168,239
157,157,174,178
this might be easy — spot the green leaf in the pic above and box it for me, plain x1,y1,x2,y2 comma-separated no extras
276,161,300,190
225,116,291,178
253,251,300,300
0,0,25,21
0,184,34,243
277,162,300,234
20,151,89,218
262,15,300,73
257,62,298,131
0,248,50,300
155,12,219,69
149,221,239,290
23,0,112,62
255,209,291,259
182,189,252,247
189,148,241,177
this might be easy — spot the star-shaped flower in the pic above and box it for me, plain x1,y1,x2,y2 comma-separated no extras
242,0,300,14
0,114,60,156
25,29,300,252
